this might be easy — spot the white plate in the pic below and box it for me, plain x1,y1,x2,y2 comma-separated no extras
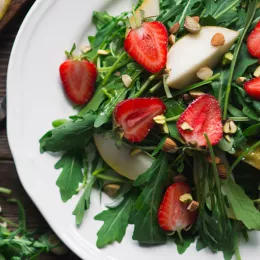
6,0,260,259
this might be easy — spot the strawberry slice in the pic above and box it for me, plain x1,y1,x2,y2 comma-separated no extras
114,98,166,142
247,21,260,58
244,78,260,100
177,94,223,147
59,60,97,105
124,21,168,73
158,182,197,232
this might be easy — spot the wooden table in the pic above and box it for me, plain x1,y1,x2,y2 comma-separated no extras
0,2,79,259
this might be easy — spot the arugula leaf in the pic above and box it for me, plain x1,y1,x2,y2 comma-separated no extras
94,192,137,248
93,11,113,30
253,101,260,115
175,235,195,254
131,153,168,244
243,123,260,137
55,152,83,202
226,178,260,230
40,113,96,153
233,43,258,80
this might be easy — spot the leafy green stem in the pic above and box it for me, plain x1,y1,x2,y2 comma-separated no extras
0,216,19,228
223,0,257,120
172,73,221,97
95,173,130,184
166,115,181,122
149,80,163,93
0,187,12,195
134,72,160,97
102,52,128,85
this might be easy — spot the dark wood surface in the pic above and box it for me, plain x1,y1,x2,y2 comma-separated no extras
0,2,79,259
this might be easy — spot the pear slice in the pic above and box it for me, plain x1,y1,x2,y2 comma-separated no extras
167,26,239,89
0,0,11,20
94,134,153,180
126,0,160,35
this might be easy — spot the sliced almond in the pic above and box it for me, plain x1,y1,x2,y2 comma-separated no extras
161,123,169,134
235,77,247,86
189,90,204,98
81,45,91,53
122,74,132,88
181,122,193,131
162,138,178,153
211,33,225,46
253,65,260,77
187,200,199,212
184,16,201,34
196,67,213,80
153,115,166,125
97,49,110,55
169,22,180,34
168,34,176,45
192,16,200,23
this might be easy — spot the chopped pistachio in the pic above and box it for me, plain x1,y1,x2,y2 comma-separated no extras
179,193,193,203
253,65,260,77
184,16,201,34
153,115,166,125
235,77,247,86
181,122,194,131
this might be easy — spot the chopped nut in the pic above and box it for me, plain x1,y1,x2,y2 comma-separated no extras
97,49,110,55
168,34,176,45
189,90,205,98
169,22,180,34
235,77,247,86
196,67,213,80
103,184,121,198
211,33,225,46
217,163,228,179
122,74,132,88
222,52,234,66
153,115,166,125
161,123,169,134
181,122,193,131
207,155,221,164
223,120,238,134
130,148,143,157
192,16,200,23
174,174,188,183
114,71,121,77
179,193,193,203
184,16,201,34
254,65,260,77
224,134,232,143
162,138,178,153
187,200,199,212
81,45,91,53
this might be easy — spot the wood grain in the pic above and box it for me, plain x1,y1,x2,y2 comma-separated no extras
0,2,80,259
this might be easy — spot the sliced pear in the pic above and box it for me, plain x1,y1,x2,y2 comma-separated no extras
126,0,160,35
0,0,11,20
94,134,153,180
167,26,239,89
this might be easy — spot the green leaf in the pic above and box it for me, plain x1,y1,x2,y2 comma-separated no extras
243,123,260,137
196,237,207,251
168,122,181,141
175,235,195,254
93,11,113,30
94,88,128,128
55,152,83,202
253,101,260,115
233,43,258,80
94,192,137,248
131,153,168,244
226,178,260,230
73,175,96,225
165,99,184,118
40,113,96,153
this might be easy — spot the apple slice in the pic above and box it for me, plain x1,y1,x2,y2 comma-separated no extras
126,0,160,35
167,26,239,89
94,134,153,180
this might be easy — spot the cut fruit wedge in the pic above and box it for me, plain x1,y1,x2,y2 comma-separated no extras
0,0,11,20
126,0,160,35
166,26,239,89
94,134,154,180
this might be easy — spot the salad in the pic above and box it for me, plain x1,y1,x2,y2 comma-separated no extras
39,0,260,259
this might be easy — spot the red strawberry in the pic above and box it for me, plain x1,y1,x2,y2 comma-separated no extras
244,78,260,100
158,182,197,232
247,21,260,58
124,21,168,73
177,94,223,147
114,98,166,142
59,60,97,105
